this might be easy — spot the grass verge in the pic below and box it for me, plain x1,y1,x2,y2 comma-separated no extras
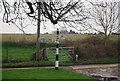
2,68,97,80
2,61,73,68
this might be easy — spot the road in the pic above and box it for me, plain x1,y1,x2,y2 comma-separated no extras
2,63,119,73
70,63,119,81
2,63,119,80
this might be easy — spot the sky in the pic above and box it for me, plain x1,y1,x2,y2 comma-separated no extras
0,0,83,34
0,0,120,34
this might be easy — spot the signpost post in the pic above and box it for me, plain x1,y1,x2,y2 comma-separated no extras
55,28,59,70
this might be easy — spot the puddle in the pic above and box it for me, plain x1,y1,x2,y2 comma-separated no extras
75,67,119,81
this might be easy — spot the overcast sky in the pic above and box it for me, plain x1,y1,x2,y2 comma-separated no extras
0,0,82,34
0,0,119,34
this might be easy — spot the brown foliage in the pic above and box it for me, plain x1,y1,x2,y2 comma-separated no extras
61,36,118,59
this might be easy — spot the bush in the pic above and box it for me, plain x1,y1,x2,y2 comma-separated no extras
80,36,105,45
61,35,119,60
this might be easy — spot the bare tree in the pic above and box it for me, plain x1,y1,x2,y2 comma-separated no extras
87,1,119,40
57,1,89,32
0,0,88,61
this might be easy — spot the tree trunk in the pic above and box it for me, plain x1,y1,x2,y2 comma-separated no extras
36,2,41,61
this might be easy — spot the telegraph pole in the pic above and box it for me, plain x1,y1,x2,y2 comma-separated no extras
36,1,41,61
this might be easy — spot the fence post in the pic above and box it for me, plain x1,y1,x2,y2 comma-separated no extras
43,48,48,61
43,48,45,60
6,48,9,62
76,54,78,62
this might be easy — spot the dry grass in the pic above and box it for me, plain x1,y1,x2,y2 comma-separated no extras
1,34,119,44
1,34,92,43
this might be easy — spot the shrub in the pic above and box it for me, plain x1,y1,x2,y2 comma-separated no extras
80,36,105,45
62,35,119,60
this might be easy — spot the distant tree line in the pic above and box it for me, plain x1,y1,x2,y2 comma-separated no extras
98,32,120,35
52,29,79,34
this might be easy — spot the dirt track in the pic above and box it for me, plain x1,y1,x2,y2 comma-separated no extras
70,64,118,70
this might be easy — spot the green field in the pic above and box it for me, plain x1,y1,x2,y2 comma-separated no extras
2,68,97,80
2,42,71,62
2,42,74,67
2,42,58,61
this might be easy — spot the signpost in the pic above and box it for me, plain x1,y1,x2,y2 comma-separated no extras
39,38,56,43
39,29,60,70
55,28,59,70
39,35,66,43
